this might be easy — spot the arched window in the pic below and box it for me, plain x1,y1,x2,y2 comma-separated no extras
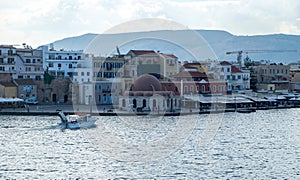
122,99,126,107
133,99,137,108
153,99,156,108
202,85,205,92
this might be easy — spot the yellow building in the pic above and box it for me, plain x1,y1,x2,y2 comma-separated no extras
181,61,209,74
0,82,17,98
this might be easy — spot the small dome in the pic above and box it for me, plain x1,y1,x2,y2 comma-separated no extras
132,74,162,91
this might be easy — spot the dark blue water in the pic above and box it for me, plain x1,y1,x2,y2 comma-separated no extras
0,109,299,179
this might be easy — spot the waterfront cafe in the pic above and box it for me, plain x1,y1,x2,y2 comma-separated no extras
0,97,25,108
183,95,255,111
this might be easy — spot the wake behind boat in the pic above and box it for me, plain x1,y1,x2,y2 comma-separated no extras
57,111,96,130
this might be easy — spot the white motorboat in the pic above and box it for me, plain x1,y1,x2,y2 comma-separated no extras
58,111,96,130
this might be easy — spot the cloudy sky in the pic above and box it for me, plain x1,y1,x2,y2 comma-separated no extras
1,0,299,48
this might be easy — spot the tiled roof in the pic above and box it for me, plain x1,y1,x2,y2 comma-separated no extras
231,66,242,73
0,82,16,87
161,54,178,59
14,79,36,85
220,61,232,66
0,45,16,49
173,71,207,78
130,50,157,56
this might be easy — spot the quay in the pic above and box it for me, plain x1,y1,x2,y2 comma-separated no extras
0,93,299,117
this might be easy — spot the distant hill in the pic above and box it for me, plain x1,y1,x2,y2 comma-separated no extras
47,30,300,64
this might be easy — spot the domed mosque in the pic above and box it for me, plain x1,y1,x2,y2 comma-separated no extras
119,73,181,114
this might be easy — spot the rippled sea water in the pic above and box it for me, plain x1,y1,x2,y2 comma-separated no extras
0,109,299,179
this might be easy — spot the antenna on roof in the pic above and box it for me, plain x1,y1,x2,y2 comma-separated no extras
116,46,121,56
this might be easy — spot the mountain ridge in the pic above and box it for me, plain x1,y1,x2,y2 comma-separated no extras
47,30,300,63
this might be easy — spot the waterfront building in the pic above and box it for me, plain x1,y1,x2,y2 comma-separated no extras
0,81,17,98
14,47,44,80
40,45,84,78
124,50,179,78
119,73,181,113
289,62,300,92
0,45,17,80
0,45,44,81
215,61,250,92
72,55,93,105
93,55,124,105
253,63,290,92
182,61,209,74
14,79,37,101
173,69,227,95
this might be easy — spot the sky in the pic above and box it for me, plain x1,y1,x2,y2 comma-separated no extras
1,0,300,48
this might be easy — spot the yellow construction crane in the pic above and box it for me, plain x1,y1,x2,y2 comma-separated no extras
226,50,297,67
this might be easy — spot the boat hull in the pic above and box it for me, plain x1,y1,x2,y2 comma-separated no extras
66,119,96,130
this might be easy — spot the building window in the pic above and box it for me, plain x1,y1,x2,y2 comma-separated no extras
103,94,107,104
213,85,216,92
58,63,61,68
184,86,188,93
98,95,101,102
81,72,84,76
69,64,72,68
227,75,230,80
227,67,230,72
8,58,14,64
219,85,222,92
202,85,205,92
238,75,241,79
122,99,126,107
49,62,53,67
26,59,31,63
8,50,13,56
190,86,194,92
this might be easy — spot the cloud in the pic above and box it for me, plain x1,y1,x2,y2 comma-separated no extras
0,0,300,48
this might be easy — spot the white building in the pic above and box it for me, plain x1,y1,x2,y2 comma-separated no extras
72,55,93,105
14,48,44,80
0,45,44,80
217,61,250,91
40,45,84,78
0,45,17,76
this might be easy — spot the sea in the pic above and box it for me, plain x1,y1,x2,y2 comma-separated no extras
0,108,299,179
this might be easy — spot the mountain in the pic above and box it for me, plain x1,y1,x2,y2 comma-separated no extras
48,30,300,64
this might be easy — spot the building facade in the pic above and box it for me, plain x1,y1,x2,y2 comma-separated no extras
216,61,250,92
40,45,83,78
253,63,290,92
0,45,16,78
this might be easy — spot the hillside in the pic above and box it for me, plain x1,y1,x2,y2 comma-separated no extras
47,30,300,63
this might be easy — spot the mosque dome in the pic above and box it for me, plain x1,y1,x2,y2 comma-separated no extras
132,74,162,91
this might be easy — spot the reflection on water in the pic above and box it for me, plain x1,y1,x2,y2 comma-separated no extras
0,109,299,179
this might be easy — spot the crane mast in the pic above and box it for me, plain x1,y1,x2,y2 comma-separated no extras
226,50,297,68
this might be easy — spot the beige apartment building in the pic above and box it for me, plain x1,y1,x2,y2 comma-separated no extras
253,64,290,92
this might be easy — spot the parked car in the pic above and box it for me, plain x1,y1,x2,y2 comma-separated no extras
25,99,39,105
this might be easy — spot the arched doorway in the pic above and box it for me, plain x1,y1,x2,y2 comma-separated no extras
153,99,156,109
64,95,68,103
52,94,57,103
133,99,137,108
